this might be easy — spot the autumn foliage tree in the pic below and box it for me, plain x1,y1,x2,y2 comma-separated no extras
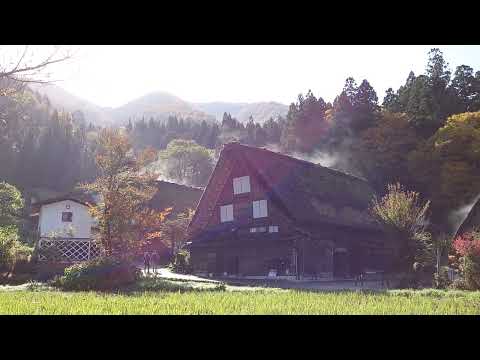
452,230,480,289
0,182,31,273
371,183,432,274
80,128,170,256
157,139,214,187
356,111,420,191
159,209,194,257
408,111,480,224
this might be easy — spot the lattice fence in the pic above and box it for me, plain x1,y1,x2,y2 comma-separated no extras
38,238,103,262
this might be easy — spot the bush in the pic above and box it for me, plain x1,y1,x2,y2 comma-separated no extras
53,256,141,291
453,231,480,290
0,226,33,273
433,266,451,289
171,250,192,274
14,257,35,274
397,273,415,289
462,254,480,290
33,263,69,282
370,183,432,274
449,278,469,290
33,245,64,263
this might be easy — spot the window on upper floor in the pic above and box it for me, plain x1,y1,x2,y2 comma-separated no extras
62,212,73,222
233,176,251,195
220,204,234,222
253,200,268,218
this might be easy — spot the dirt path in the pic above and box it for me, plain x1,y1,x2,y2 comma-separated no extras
143,268,387,291
139,267,221,283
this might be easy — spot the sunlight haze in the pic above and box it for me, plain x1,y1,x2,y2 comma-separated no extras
18,45,480,107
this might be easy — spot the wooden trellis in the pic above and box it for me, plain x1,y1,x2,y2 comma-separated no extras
38,238,102,263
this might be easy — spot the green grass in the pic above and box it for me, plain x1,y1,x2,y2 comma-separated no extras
0,287,479,314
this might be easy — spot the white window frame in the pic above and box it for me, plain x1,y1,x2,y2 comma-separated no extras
268,225,279,233
233,176,251,195
250,226,268,233
220,204,234,223
253,200,268,218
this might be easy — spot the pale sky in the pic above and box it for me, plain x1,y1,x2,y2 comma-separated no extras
13,45,480,108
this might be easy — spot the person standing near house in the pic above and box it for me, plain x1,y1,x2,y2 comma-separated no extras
151,251,158,273
144,251,151,274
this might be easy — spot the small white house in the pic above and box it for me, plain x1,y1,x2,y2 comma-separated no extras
38,198,94,239
32,197,100,262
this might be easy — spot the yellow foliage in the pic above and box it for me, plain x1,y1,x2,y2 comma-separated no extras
408,111,480,215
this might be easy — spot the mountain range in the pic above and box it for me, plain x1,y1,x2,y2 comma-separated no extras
31,84,289,126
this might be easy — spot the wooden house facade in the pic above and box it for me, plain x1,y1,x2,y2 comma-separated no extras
186,142,393,279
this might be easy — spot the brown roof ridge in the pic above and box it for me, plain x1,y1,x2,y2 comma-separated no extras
187,146,227,232
223,142,369,184
154,179,204,191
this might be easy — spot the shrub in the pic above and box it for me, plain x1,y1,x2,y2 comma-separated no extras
433,266,451,289
33,245,64,263
370,183,432,274
53,256,141,291
171,250,192,274
0,226,33,273
14,257,35,274
449,278,469,290
452,231,480,290
462,253,480,290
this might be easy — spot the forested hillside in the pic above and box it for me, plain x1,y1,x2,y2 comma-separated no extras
34,85,287,126
0,87,98,197
2,47,480,234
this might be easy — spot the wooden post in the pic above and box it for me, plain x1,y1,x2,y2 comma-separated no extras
295,248,299,280
302,237,306,279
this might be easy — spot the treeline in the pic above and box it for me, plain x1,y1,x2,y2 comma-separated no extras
274,48,480,230
127,116,220,150
0,88,98,197
126,112,285,151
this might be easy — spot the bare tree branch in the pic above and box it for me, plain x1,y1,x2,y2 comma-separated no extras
0,46,73,88
11,46,29,73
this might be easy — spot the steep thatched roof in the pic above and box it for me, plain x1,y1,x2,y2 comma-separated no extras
148,180,203,218
455,198,480,237
231,143,379,230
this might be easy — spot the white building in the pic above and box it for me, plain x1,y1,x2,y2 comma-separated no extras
38,198,94,239
32,197,101,262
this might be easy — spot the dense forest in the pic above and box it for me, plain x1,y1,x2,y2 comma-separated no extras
2,48,480,234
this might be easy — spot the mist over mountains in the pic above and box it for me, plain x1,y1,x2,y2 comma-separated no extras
32,84,288,126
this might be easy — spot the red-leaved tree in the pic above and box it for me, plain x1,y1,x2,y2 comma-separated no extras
452,230,480,289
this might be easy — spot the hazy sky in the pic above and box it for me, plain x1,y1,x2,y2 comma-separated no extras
18,45,480,108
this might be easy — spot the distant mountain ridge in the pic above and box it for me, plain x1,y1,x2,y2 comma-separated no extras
194,101,288,124
30,83,114,125
32,84,289,126
110,91,216,125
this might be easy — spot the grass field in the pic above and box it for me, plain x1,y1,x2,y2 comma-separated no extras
1,286,479,314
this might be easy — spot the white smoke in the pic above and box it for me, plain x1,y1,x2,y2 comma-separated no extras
263,142,361,177
262,142,283,153
448,193,480,235
291,151,340,169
